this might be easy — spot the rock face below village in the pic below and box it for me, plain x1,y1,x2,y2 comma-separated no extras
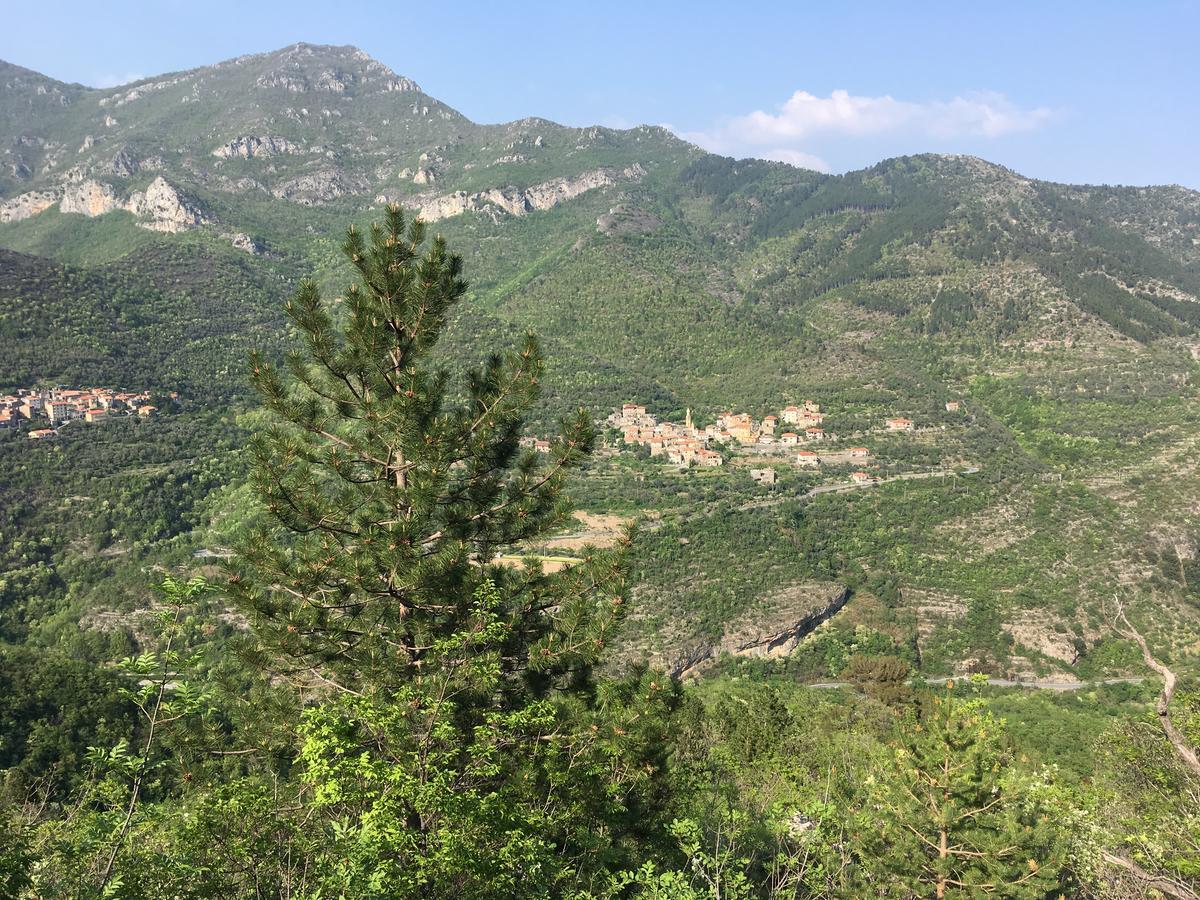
662,582,851,678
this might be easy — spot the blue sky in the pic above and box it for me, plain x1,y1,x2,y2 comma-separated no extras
3,0,1197,187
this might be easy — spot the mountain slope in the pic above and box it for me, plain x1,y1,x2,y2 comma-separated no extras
0,243,292,395
2,45,1200,679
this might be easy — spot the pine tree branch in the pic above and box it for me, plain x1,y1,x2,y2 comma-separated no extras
418,453,573,551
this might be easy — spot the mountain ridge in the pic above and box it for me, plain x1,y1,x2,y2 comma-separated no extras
4,45,1197,198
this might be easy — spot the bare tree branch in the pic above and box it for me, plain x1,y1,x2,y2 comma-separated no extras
1114,596,1200,779
1103,851,1200,900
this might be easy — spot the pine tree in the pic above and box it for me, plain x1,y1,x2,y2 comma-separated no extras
227,208,675,895
847,680,1077,898
229,206,623,695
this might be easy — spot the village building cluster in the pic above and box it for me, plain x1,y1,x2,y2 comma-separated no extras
607,400,855,470
711,401,829,446
605,398,959,479
608,404,723,467
0,386,168,439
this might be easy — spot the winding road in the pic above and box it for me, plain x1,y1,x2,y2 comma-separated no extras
807,675,1146,692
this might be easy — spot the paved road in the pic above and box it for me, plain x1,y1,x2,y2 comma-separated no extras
807,676,1146,692
805,466,981,498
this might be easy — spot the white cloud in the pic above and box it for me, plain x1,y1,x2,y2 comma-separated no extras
680,88,1055,172
93,72,145,89
759,148,833,173
736,89,1053,141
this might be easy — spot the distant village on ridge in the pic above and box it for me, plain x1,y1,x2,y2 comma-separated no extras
0,386,173,439
522,398,965,488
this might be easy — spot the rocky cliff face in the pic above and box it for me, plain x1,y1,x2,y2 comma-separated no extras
0,190,59,223
28,176,209,230
60,179,117,216
411,164,646,223
524,164,645,210
667,583,850,678
271,168,368,205
213,135,302,159
125,177,208,232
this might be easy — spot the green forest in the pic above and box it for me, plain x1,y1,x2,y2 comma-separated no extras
1,211,1197,899
1,40,1200,896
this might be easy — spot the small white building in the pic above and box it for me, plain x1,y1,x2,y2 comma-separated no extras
795,451,819,468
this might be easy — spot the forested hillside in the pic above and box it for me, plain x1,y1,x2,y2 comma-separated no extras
2,43,1200,897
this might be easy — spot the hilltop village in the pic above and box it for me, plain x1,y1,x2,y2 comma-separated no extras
611,400,846,462
602,400,961,484
0,386,171,439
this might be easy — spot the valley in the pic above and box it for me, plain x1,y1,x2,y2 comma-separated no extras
1,38,1199,897
2,44,1198,683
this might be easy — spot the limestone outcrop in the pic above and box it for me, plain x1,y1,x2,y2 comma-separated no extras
60,179,118,216
524,164,644,210
271,168,366,205
669,582,850,678
53,176,208,230
226,232,265,254
213,135,301,159
106,146,140,176
125,177,208,232
413,164,645,223
0,190,60,223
